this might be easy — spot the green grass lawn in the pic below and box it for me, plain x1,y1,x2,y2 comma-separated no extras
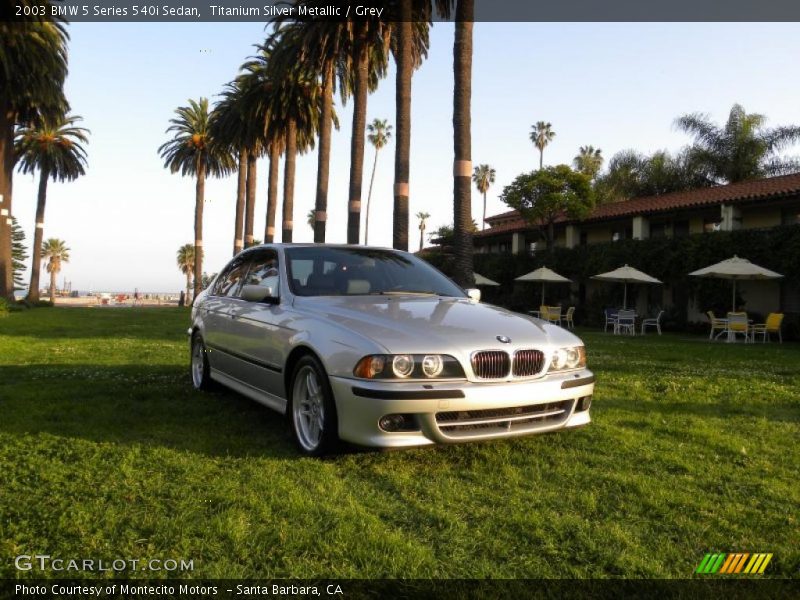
1,307,798,579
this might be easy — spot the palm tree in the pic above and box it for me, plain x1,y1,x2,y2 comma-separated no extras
158,98,235,300
41,238,69,303
272,18,347,244
452,0,475,288
0,10,68,300
344,20,391,244
364,118,392,245
416,211,430,251
15,113,89,303
573,146,603,179
307,209,316,231
209,78,252,256
11,217,28,291
529,121,556,170
675,103,800,183
391,3,433,251
242,36,322,244
472,164,495,230
176,244,195,301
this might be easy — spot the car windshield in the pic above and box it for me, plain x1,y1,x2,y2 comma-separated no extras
285,247,466,298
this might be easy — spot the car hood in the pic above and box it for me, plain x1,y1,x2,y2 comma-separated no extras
292,295,580,353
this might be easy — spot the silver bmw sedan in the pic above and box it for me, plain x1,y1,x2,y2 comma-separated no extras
189,244,594,455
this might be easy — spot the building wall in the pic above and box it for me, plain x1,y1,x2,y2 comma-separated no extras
586,227,611,244
742,208,782,230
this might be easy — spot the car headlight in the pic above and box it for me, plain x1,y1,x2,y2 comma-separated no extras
354,354,465,380
549,346,586,372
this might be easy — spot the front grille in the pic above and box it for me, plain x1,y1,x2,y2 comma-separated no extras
513,349,545,377
471,351,510,379
436,400,573,435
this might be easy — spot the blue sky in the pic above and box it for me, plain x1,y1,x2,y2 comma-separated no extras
11,22,800,292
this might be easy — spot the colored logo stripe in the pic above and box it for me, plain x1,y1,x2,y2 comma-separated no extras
696,553,772,575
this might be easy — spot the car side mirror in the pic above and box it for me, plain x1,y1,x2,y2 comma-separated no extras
466,288,481,303
241,284,278,304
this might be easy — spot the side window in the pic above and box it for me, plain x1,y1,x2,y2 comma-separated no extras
244,251,280,294
213,256,250,298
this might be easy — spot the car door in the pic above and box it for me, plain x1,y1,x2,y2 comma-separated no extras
202,254,251,376
223,249,293,403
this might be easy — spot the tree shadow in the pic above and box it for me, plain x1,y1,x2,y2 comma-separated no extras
0,363,302,459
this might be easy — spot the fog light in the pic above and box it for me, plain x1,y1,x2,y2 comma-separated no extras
577,395,592,412
378,414,419,432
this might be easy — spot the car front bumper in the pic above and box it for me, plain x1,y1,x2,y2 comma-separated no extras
329,370,594,447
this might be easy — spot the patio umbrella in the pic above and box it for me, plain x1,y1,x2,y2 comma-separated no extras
474,273,500,286
592,265,662,309
515,266,572,305
688,255,783,312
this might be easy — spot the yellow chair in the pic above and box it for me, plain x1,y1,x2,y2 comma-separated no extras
750,313,784,343
726,312,750,343
545,305,562,326
707,311,727,340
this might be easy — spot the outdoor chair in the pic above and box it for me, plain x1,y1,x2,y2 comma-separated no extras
615,309,636,335
706,311,727,340
641,310,664,335
604,308,618,333
726,312,750,343
749,313,784,343
564,306,575,329
541,305,562,326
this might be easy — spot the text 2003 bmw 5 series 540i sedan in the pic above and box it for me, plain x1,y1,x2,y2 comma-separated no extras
189,244,595,456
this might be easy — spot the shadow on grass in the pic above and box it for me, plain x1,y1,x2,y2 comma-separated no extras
0,363,302,459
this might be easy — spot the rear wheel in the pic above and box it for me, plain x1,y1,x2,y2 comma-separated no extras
190,333,213,390
289,355,339,456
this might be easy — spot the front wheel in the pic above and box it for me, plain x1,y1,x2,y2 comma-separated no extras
190,333,213,390
289,355,339,456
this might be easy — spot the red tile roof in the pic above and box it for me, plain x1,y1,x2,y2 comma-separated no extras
478,173,800,237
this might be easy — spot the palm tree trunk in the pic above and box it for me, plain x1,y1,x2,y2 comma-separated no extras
452,0,475,288
49,266,56,304
0,105,15,300
393,5,412,251
265,144,279,243
419,226,424,252
245,151,257,247
347,43,369,245
314,64,334,244
539,149,543,170
185,271,191,303
233,148,247,255
482,191,487,230
282,119,297,243
26,167,49,303
364,148,380,245
194,161,206,302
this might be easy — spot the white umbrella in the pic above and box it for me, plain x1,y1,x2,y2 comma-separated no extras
474,273,500,287
689,255,783,312
592,265,662,309
515,266,571,305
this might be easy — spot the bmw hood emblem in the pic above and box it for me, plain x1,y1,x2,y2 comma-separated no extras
496,335,511,344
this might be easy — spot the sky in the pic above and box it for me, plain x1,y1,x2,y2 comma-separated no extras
10,22,800,293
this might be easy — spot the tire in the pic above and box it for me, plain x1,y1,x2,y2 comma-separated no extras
289,354,339,456
190,333,213,391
